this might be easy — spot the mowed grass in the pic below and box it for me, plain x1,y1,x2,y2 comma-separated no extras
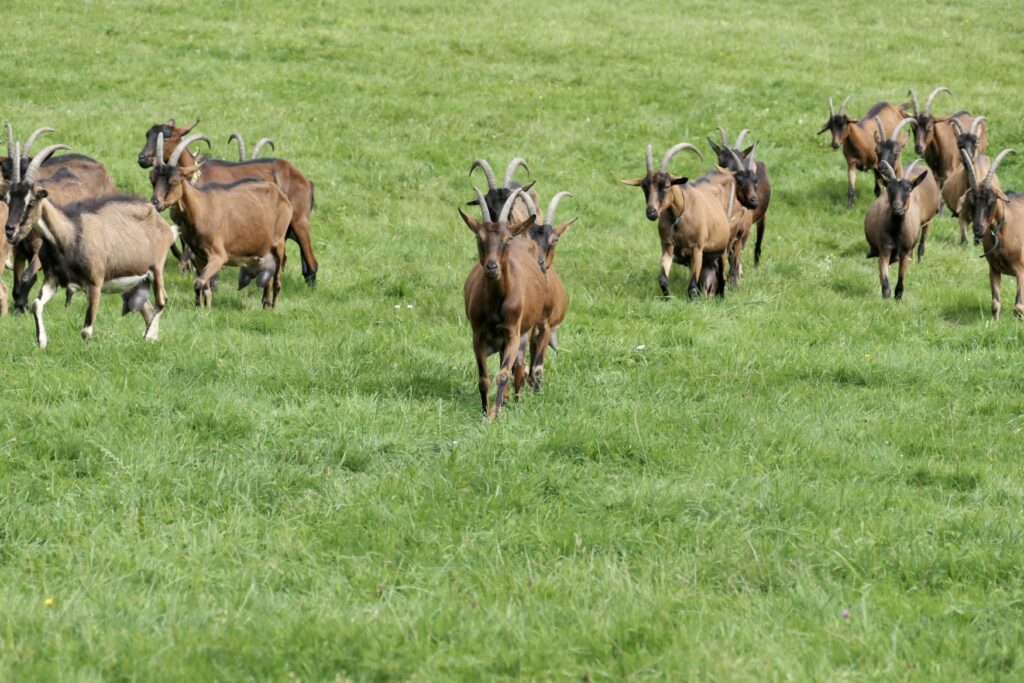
2,0,1024,680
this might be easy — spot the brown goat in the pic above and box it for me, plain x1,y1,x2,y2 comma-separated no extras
2,124,116,312
818,97,906,208
462,188,549,417
149,134,292,309
959,149,1022,319
138,119,318,287
905,87,987,189
3,146,175,347
863,161,940,300
942,117,997,245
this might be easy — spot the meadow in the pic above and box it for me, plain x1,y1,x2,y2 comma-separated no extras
2,0,1024,680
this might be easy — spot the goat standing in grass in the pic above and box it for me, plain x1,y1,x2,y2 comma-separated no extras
959,149,1023,319
905,87,986,190
818,97,906,208
149,134,291,309
462,188,549,417
864,161,940,300
943,117,995,245
718,141,773,268
3,145,175,347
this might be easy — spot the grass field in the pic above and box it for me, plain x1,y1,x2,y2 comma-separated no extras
2,0,1024,680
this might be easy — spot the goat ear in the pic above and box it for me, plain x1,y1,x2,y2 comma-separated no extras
35,189,48,200
166,118,176,126
910,170,928,190
554,217,577,237
458,208,480,233
521,181,536,193
619,178,644,186
707,137,721,154
816,123,830,135
740,145,754,158
997,190,1010,203
670,176,689,186
182,119,200,134
510,215,535,237
874,130,882,144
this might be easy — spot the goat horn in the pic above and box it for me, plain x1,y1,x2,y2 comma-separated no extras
726,181,735,220
503,157,529,189
717,127,729,146
873,116,887,140
839,96,852,118
828,97,835,118
734,129,750,148
11,142,20,184
469,159,498,192
879,160,896,182
891,117,914,141
498,187,524,224
168,133,211,168
251,137,275,158
545,191,573,226
155,132,165,168
960,149,979,192
5,122,14,162
970,116,987,138
659,143,703,174
908,89,920,116
984,148,1016,189
472,186,491,223
228,132,246,161
727,147,744,170
949,117,966,137
747,143,757,171
924,87,952,117
24,144,70,186
23,128,55,157
905,159,922,178
519,189,539,221
645,144,654,174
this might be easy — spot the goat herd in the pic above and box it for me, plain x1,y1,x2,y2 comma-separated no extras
0,87,1018,416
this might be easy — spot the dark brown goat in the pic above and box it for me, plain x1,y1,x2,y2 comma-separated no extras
720,141,773,266
4,145,175,347
873,116,914,179
149,134,292,309
462,188,549,417
138,119,318,286
959,149,1022,319
943,117,996,244
905,87,987,189
818,97,906,208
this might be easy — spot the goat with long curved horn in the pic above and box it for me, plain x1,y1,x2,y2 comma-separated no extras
734,129,750,148
23,145,70,187
252,138,275,158
472,186,491,223
659,143,703,174
503,158,529,189
167,134,212,169
228,132,246,161
23,128,55,157
469,159,498,192
923,87,952,118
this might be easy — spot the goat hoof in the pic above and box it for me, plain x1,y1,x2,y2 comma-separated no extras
80,327,93,340
305,270,317,288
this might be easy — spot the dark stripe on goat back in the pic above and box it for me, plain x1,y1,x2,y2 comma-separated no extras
203,156,280,169
57,193,150,220
198,177,273,193
864,101,891,118
42,153,101,167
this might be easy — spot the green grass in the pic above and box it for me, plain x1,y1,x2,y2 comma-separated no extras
2,0,1024,680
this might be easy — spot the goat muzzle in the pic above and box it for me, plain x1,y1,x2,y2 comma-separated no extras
645,207,659,221
484,261,499,279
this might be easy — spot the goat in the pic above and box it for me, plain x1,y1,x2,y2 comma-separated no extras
942,117,995,244
519,190,575,387
149,134,291,309
2,124,116,312
906,87,986,189
959,149,1022,319
620,143,728,296
3,145,175,347
720,141,773,266
228,132,276,161
462,188,548,417
863,160,940,300
467,157,538,224
138,119,318,287
873,116,915,178
817,97,906,208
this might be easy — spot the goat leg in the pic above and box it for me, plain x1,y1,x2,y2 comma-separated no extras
512,334,529,397
894,253,910,300
491,328,520,418
194,253,227,309
918,221,931,262
847,165,857,209
473,336,490,416
990,268,1001,320
1015,271,1024,318
659,246,673,297
688,247,704,299
878,251,892,299
289,215,318,287
80,285,101,340
754,216,766,266
32,276,59,348
529,326,551,391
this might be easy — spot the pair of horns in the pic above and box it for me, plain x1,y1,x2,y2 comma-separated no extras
961,147,1015,193
874,115,914,142
647,142,703,175
513,190,575,227
878,159,923,183
469,158,530,192
727,143,758,173
228,132,276,161
471,186,528,224
949,116,987,140
5,123,57,162
908,87,952,118
828,96,852,119
715,127,750,149
156,132,211,169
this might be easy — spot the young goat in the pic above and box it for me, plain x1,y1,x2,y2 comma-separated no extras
863,160,940,300
228,132,276,161
138,119,318,286
906,87,986,189
3,145,175,347
959,149,1022,319
149,134,292,309
621,143,728,296
818,97,906,208
462,188,549,417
